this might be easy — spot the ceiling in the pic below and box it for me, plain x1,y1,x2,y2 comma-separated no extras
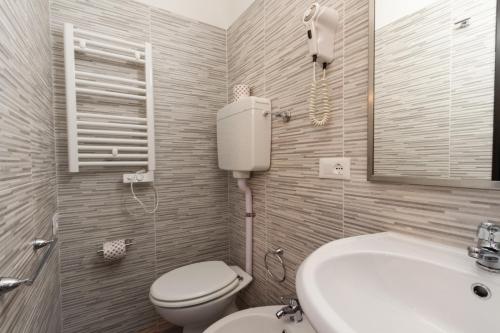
134,0,256,29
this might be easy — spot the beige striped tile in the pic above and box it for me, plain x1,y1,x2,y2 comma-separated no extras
0,0,60,332
50,1,228,331
227,0,500,309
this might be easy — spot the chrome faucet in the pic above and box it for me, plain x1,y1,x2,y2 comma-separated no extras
276,297,303,323
468,222,500,272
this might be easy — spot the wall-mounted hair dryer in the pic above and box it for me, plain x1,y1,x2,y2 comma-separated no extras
303,2,339,127
303,2,339,65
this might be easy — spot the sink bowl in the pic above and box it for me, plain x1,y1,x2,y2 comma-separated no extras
297,232,500,333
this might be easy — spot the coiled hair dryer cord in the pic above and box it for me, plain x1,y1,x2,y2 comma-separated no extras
309,59,332,127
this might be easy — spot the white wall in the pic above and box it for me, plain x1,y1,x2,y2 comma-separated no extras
134,0,255,29
375,0,440,29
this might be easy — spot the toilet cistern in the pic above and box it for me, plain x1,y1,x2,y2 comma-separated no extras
217,96,272,276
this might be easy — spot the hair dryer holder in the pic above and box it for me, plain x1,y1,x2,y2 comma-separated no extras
303,2,339,65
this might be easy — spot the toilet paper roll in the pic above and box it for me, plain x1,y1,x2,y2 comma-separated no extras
233,84,250,102
102,239,127,263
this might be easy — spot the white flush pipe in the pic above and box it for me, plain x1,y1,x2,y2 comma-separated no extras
237,178,253,276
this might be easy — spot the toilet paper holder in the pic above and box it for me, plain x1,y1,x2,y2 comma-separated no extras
97,239,134,254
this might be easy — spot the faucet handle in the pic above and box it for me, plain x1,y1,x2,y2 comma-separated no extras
280,296,300,309
476,222,500,251
277,296,303,323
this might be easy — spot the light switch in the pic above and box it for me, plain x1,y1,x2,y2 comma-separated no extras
319,158,351,180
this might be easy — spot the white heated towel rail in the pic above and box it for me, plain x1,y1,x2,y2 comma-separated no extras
64,23,155,173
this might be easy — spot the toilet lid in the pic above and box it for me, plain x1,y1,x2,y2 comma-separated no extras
150,261,238,303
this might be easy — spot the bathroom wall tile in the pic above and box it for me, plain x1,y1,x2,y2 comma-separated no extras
340,0,500,246
55,172,157,333
227,0,266,100
227,0,500,309
151,8,229,275
32,177,58,240
450,0,495,179
50,0,229,331
0,184,36,289
227,0,269,307
344,181,500,243
266,176,344,301
227,0,345,306
374,1,451,178
0,0,60,332
264,0,345,300
0,0,32,191
29,0,56,182
50,0,159,332
373,0,495,179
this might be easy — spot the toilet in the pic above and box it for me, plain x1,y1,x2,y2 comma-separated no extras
149,261,252,333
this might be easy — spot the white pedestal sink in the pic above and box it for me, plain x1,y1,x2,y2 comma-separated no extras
296,232,500,333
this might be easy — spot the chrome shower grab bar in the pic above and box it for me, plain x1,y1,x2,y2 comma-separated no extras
0,238,57,295
27,238,57,286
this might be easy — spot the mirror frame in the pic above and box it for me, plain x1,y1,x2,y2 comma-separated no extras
368,0,500,190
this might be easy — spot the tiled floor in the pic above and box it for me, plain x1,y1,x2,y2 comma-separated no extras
164,327,182,333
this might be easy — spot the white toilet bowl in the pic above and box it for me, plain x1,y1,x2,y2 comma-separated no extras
149,261,252,333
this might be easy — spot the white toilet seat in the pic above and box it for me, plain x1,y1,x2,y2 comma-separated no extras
150,278,239,308
150,261,241,308
150,264,252,333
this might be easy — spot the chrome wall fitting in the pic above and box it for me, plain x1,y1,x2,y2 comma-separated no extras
264,248,286,282
468,222,500,272
275,111,292,122
454,17,471,29
0,278,30,295
32,239,54,251
263,111,292,123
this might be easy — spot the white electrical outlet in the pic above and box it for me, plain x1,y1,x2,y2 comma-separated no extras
319,157,351,180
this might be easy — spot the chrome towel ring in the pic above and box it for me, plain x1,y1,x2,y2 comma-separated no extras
264,248,286,282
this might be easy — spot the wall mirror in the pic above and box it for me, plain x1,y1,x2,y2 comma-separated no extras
368,0,500,189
